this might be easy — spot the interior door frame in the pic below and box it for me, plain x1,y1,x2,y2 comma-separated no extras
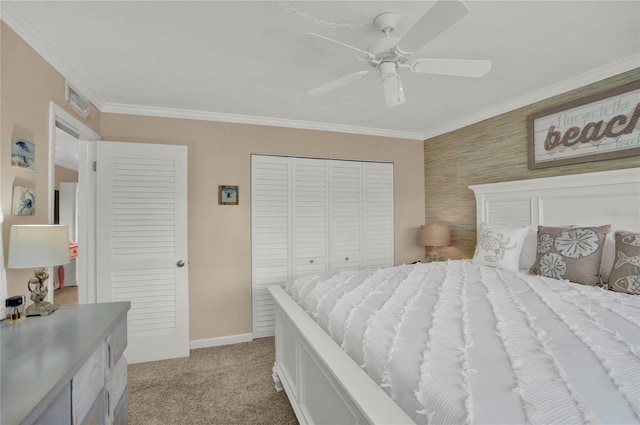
48,102,100,304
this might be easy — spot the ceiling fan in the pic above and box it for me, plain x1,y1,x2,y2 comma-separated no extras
305,0,492,107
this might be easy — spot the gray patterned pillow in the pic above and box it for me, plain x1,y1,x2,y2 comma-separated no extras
608,231,640,295
529,225,610,286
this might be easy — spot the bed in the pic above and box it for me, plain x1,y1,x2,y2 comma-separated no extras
268,168,640,425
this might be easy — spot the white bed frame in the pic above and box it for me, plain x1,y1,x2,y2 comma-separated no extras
471,168,640,233
268,167,640,425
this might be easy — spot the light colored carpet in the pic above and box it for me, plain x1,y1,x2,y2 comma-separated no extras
54,286,78,305
127,337,298,425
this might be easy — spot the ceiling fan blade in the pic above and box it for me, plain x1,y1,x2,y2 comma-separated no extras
382,75,406,107
303,33,374,59
394,0,469,57
409,58,492,77
308,71,370,96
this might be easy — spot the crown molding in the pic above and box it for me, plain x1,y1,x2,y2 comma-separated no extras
0,2,106,110
1,1,420,140
101,103,425,140
422,54,640,140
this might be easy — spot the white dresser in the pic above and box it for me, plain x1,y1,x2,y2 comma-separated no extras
0,302,130,425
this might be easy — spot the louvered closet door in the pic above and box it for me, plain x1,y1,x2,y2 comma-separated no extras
362,162,394,268
292,158,329,277
251,155,291,338
96,141,189,364
329,160,362,271
251,156,394,338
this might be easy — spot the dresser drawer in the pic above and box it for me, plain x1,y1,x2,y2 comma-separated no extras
30,382,71,425
72,344,106,424
107,316,127,369
81,388,107,425
108,355,127,421
112,390,128,425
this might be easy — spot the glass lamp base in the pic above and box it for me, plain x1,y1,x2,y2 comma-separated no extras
425,255,444,262
26,301,59,317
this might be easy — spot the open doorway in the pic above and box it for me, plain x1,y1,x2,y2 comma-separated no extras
53,125,80,305
48,102,100,306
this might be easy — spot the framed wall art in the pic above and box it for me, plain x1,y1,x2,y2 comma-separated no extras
12,186,36,216
528,81,640,169
11,138,35,170
218,185,238,205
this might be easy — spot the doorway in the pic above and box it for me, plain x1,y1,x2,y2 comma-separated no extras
53,126,80,304
48,102,100,305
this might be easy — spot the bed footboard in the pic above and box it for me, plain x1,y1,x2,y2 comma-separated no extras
268,285,414,425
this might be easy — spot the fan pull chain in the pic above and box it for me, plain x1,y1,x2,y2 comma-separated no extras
275,1,372,28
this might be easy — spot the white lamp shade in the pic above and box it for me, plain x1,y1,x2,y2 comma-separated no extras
419,224,452,248
8,225,70,268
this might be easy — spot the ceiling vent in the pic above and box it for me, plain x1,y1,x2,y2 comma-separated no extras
65,81,90,118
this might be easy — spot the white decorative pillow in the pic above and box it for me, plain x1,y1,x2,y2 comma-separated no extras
473,224,531,272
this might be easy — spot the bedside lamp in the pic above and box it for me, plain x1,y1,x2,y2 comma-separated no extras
8,225,70,316
419,224,451,262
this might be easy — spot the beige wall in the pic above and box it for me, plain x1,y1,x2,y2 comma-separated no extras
100,114,426,341
1,20,424,341
425,68,640,259
54,165,78,190
1,22,100,300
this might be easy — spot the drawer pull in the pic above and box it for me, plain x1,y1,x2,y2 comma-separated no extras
345,257,349,261
309,259,314,264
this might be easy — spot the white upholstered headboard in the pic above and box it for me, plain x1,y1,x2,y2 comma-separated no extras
470,168,640,233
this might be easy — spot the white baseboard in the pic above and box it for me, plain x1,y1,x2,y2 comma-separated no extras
190,333,253,350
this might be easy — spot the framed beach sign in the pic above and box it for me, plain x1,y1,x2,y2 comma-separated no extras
218,185,238,205
528,81,640,169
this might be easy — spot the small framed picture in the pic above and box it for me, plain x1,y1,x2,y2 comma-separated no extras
218,185,238,205
12,186,36,216
11,138,35,170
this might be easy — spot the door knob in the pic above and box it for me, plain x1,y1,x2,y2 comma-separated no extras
177,260,185,267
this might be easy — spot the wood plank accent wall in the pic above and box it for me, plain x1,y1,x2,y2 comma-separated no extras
425,68,640,259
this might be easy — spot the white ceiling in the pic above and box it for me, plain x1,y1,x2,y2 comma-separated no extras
3,1,639,140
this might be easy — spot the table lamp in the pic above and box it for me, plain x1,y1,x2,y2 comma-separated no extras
419,223,451,262
8,225,70,316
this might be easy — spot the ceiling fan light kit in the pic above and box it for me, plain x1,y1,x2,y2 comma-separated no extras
305,0,492,108
379,62,398,80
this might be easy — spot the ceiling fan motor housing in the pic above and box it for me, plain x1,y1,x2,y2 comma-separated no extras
369,12,407,65
368,37,401,59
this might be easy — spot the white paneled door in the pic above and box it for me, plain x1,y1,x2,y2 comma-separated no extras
96,141,189,364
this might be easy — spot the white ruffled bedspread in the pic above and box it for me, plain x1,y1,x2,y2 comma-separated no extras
285,260,640,425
